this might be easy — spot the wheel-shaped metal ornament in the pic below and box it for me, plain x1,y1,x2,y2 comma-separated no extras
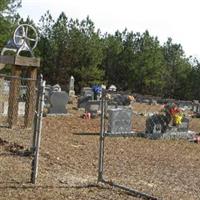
13,24,38,56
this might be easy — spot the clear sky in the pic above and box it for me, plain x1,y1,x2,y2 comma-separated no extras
19,0,200,58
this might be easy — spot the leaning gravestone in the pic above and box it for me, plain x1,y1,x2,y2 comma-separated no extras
107,108,133,135
49,91,68,114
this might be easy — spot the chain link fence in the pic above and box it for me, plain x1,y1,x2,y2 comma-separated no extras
0,73,45,183
0,74,37,128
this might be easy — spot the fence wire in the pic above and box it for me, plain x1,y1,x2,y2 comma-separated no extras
0,74,37,129
0,73,39,183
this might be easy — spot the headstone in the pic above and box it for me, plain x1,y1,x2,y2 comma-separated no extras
78,87,94,108
150,99,157,105
101,84,106,90
108,85,117,92
52,84,61,92
18,102,25,115
0,79,4,113
107,108,133,135
197,105,200,114
1,101,25,116
81,87,94,98
44,85,52,105
78,95,93,108
145,114,167,134
0,79,9,114
3,81,10,95
45,85,52,97
193,100,199,104
178,117,189,132
85,100,101,117
2,101,8,115
49,91,68,114
192,103,199,113
69,76,75,96
145,115,191,139
19,85,27,102
112,94,133,106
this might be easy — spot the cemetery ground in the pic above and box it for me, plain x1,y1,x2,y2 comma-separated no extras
0,102,200,200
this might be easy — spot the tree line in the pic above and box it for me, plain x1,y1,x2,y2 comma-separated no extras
1,0,200,100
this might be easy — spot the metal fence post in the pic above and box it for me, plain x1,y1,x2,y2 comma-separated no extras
31,75,45,184
31,76,41,153
98,90,106,182
97,90,160,200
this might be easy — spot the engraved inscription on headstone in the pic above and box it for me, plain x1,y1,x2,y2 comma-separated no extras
107,108,133,134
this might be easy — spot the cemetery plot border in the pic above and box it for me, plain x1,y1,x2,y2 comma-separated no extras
97,90,160,200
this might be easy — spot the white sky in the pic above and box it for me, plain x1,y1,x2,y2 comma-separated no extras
19,0,200,58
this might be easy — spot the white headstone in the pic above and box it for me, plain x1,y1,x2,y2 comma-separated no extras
69,76,75,96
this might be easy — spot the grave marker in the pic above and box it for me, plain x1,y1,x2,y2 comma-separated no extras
85,100,101,117
49,91,68,114
78,87,94,108
107,108,133,135
81,87,94,98
69,76,75,96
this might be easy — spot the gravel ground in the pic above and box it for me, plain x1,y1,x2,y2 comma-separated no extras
0,102,200,200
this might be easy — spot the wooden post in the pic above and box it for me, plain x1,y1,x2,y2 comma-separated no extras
24,67,37,128
8,66,21,128
0,55,40,128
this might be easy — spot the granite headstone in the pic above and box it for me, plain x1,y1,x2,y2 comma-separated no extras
49,91,68,114
107,108,133,135
85,100,101,117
